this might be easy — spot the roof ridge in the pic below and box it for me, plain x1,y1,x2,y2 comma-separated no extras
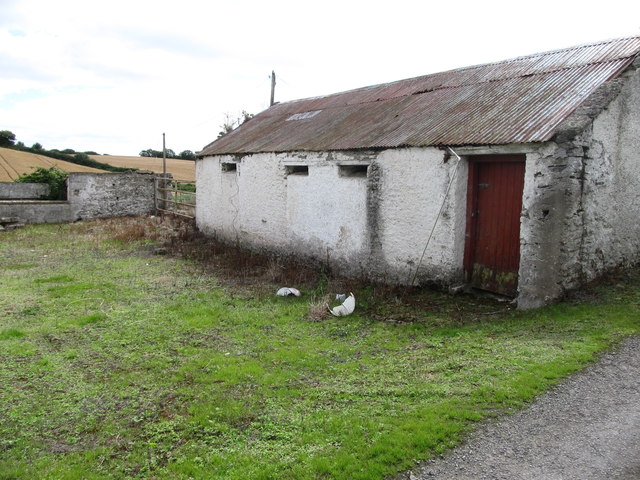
269,58,633,117
414,57,637,92
272,36,640,111
446,35,640,72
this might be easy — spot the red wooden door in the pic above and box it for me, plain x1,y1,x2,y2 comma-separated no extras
465,155,525,296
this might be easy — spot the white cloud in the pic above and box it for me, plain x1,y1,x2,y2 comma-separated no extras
1,0,639,155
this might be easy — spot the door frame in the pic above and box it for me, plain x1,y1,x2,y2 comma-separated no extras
463,154,526,294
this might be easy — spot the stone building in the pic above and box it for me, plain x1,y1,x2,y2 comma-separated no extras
196,36,640,308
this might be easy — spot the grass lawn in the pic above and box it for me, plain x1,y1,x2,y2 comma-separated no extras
1,218,639,479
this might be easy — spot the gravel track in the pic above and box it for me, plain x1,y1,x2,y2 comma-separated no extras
402,335,640,480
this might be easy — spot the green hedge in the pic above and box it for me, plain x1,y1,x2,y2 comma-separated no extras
14,167,69,200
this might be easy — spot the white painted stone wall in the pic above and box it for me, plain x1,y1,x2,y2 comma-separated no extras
584,64,640,276
196,147,467,284
517,63,640,308
373,148,468,284
286,155,368,266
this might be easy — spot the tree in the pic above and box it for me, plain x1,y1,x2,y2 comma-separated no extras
179,150,196,160
139,148,186,159
139,149,162,157
217,110,254,139
73,152,91,164
31,142,43,151
0,130,16,147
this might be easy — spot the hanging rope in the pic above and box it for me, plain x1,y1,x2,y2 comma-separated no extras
408,147,463,286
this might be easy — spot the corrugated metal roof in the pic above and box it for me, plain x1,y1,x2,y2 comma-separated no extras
199,36,640,156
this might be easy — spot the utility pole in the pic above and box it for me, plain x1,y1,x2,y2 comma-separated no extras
270,70,276,106
162,133,166,177
159,133,168,212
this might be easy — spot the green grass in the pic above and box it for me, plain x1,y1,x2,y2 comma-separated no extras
1,219,639,479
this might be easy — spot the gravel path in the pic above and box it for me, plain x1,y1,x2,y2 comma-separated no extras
403,334,640,480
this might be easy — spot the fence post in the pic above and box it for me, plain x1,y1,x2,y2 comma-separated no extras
156,174,171,213
153,176,158,213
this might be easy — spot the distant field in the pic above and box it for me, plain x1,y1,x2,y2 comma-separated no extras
90,155,195,182
0,148,196,183
0,147,106,182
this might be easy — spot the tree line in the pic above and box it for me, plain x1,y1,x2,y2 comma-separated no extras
139,149,196,160
0,130,133,172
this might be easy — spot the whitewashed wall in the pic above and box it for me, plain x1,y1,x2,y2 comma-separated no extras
373,148,468,284
196,147,467,285
585,64,640,276
517,63,640,308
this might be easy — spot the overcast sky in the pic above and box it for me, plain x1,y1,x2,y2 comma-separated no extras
1,0,639,156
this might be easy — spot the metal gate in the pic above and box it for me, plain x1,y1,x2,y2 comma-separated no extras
155,176,196,219
464,155,525,296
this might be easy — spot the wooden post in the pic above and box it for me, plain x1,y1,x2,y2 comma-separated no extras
153,176,158,213
162,133,167,177
270,70,276,106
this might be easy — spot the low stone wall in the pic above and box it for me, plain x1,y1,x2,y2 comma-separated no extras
0,200,73,224
0,183,50,199
0,172,158,224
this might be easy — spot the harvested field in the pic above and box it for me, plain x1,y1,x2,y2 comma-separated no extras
0,147,106,181
89,154,195,181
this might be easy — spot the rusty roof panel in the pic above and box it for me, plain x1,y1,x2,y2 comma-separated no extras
199,37,640,156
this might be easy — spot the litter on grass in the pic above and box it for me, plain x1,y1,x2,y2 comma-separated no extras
329,292,355,317
276,287,301,297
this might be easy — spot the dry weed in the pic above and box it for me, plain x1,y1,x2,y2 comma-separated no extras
306,294,332,322
110,221,147,242
152,215,322,290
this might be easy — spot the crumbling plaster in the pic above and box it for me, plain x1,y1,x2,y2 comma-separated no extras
68,172,156,220
518,62,640,308
518,142,587,308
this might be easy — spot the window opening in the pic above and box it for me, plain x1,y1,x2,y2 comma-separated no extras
339,164,368,178
285,165,309,176
221,162,237,173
